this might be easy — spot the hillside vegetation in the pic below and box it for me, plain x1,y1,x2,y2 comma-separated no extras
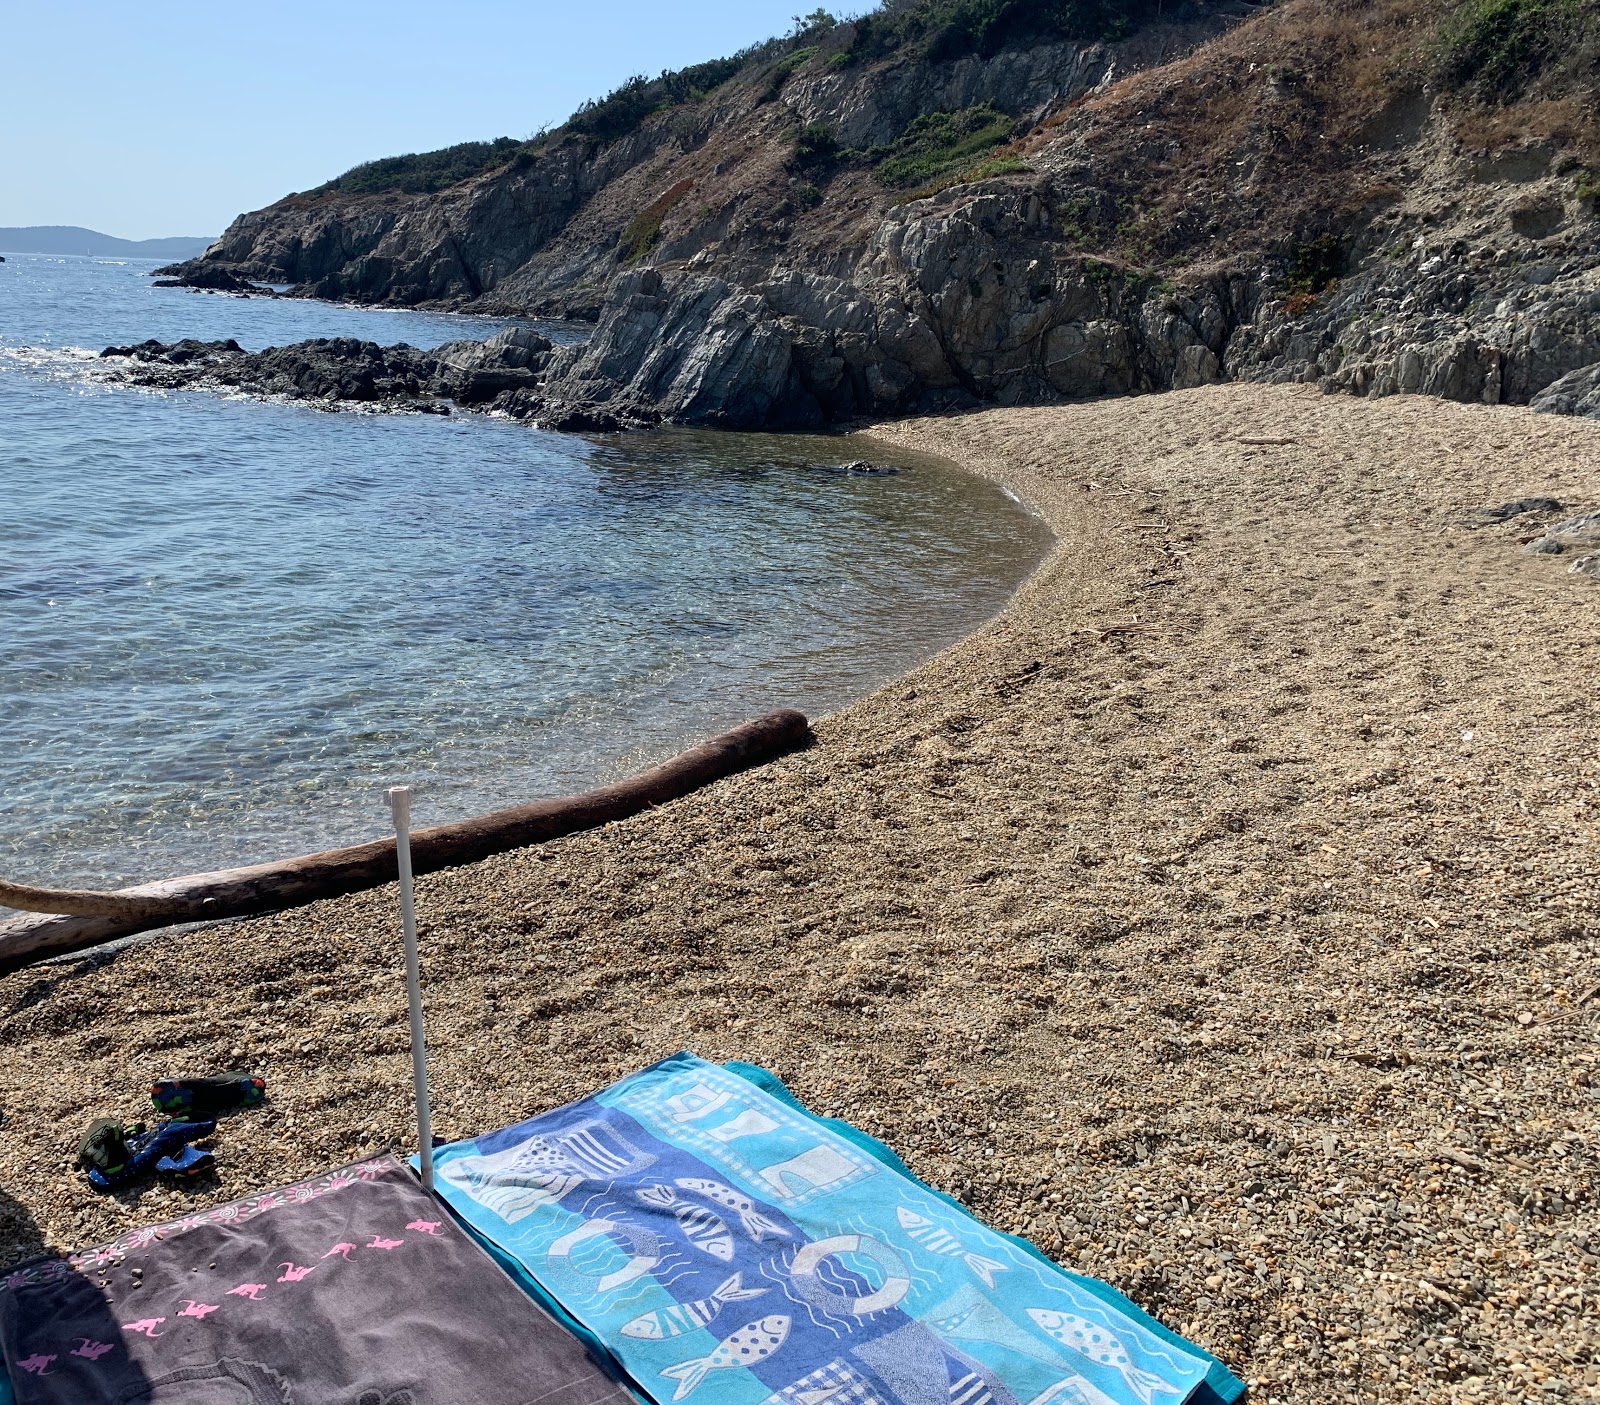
315,138,529,196
308,0,1196,200
848,0,1178,56
280,0,1600,291
1434,0,1600,101
170,0,1600,439
1014,0,1600,278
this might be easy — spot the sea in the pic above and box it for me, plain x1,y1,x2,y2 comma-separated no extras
0,252,1052,891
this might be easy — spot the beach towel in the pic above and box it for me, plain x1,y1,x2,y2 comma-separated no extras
0,1152,635,1405
432,1053,1246,1405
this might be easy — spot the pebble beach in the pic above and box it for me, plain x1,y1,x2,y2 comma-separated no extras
2,382,1597,1402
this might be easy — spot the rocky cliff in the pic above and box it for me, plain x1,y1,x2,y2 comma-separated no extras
158,0,1600,430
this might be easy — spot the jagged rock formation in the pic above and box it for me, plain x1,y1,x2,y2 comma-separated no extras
96,328,559,413
152,264,262,294
1227,241,1600,406
1532,362,1600,418
155,10,1241,316
99,337,458,408
506,189,1240,429
149,0,1600,430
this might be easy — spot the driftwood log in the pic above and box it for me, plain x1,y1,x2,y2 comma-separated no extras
0,708,809,972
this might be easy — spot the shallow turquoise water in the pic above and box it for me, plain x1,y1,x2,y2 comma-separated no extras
0,253,1051,889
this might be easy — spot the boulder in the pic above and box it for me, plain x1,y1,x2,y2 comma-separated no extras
1531,362,1600,418
1480,496,1565,521
433,326,555,402
1546,511,1600,548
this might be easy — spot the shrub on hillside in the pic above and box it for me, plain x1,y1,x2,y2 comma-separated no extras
855,0,1172,62
871,104,1015,186
318,138,528,196
574,15,837,141
621,178,696,262
1434,0,1600,103
1288,234,1345,295
571,76,665,142
792,123,843,170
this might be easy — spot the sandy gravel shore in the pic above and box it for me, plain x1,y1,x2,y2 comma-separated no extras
3,384,1598,1402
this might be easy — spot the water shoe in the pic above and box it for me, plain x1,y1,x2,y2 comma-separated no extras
83,1119,216,1191
150,1072,266,1118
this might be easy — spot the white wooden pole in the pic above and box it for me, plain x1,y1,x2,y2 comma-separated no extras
388,785,434,1192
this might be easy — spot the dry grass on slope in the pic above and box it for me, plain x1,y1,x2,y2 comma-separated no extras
1023,0,1600,275
1022,0,1441,268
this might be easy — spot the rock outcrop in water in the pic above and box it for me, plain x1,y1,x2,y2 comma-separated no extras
100,337,457,409
98,328,559,414
151,265,266,294
146,0,1600,430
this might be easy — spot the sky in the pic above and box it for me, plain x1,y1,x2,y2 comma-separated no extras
2,1,871,240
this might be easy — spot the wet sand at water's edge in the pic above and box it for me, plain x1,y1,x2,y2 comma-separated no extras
3,384,1597,1402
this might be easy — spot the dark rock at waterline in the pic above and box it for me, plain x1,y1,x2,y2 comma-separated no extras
98,336,446,406
1479,496,1564,522
102,337,246,362
152,263,266,294
250,339,441,401
94,328,562,414
431,326,555,403
838,460,899,476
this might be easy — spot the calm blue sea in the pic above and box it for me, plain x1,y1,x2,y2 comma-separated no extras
0,253,1050,890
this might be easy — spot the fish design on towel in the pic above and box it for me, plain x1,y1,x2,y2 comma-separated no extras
895,1207,1009,1289
674,1176,787,1242
512,1121,655,1182
1026,1311,1179,1405
638,1184,736,1261
929,1288,1075,1373
1026,1376,1121,1405
660,1314,791,1401
620,1271,768,1339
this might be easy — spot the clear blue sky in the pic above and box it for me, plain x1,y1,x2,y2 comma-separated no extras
3,1,869,240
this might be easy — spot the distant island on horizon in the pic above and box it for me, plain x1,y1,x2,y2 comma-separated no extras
0,226,216,259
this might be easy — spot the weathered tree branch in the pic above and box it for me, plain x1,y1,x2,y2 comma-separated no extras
0,709,810,972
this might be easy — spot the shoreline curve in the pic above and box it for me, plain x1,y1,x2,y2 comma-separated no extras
3,383,1597,1398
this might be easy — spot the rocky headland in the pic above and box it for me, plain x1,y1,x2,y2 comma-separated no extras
143,0,1600,432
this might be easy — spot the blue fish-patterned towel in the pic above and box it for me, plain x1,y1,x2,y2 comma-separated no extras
431,1054,1246,1405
